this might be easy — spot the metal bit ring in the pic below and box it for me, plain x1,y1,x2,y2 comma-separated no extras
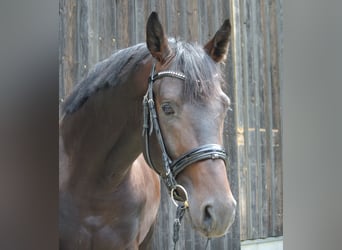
171,184,189,208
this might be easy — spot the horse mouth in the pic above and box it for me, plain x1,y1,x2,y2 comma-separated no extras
186,210,226,238
185,200,236,238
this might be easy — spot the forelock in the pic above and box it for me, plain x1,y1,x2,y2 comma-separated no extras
168,39,224,102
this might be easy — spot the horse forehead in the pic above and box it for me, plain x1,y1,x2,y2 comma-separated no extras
156,77,222,100
156,78,183,97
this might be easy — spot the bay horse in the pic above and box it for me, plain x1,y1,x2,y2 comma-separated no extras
59,12,236,249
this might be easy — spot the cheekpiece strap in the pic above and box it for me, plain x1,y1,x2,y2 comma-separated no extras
143,63,184,190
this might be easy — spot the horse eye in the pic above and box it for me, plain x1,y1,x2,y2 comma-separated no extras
161,103,175,115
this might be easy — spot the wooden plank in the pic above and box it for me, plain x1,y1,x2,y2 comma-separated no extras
250,0,267,239
197,0,209,42
134,0,146,44
59,0,66,101
269,0,283,237
115,0,129,48
249,0,268,239
177,0,187,40
77,0,89,81
97,0,116,59
260,0,274,239
62,0,78,97
97,0,106,60
104,0,116,52
239,0,257,240
127,0,136,46
186,0,198,41
223,10,241,247
90,0,100,68
243,0,263,240
230,0,245,244
205,0,218,38
110,0,118,51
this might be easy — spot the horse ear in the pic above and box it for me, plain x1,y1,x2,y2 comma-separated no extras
204,19,231,63
146,12,171,63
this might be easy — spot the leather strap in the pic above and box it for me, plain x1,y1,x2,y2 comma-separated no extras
171,144,227,177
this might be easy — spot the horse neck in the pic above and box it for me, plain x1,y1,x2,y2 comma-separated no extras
60,58,152,194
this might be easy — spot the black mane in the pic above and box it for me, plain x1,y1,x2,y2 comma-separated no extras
61,43,150,114
61,39,223,115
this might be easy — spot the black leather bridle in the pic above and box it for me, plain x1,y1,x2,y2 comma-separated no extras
142,63,228,196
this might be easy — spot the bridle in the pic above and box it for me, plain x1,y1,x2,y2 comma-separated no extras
142,63,228,196
142,62,227,249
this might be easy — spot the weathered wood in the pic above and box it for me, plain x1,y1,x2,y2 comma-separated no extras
269,0,283,236
230,0,248,242
59,0,77,100
230,0,283,241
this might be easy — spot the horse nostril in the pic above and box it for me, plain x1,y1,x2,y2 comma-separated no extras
203,205,215,227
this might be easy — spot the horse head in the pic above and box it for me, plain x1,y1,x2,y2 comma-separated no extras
143,12,236,238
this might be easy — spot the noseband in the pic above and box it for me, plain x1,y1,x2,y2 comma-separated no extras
142,63,228,195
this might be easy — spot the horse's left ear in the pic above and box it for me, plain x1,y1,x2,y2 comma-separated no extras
146,12,171,63
204,19,231,63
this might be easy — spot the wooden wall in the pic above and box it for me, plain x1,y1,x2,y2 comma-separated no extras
59,0,283,247
230,0,283,241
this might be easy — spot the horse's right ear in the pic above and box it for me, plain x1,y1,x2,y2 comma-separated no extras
146,12,171,63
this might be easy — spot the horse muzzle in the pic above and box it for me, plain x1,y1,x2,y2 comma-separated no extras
178,159,237,237
197,196,236,237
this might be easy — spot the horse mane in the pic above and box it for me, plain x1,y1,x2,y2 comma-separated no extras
61,39,224,115
61,43,150,115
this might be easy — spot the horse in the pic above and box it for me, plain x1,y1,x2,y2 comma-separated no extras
59,12,236,249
